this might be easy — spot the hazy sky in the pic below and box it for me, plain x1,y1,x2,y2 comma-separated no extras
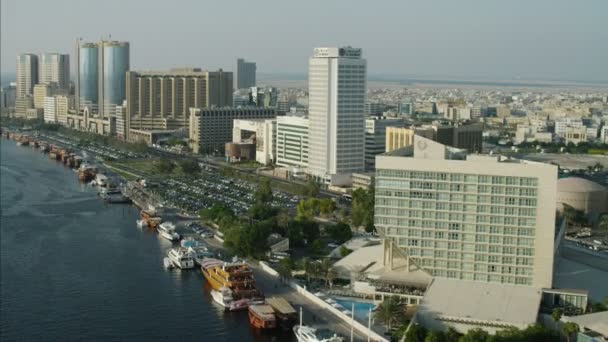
2,0,607,82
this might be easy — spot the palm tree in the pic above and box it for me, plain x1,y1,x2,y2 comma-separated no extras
326,267,337,288
562,322,579,342
276,259,293,283
300,257,313,284
373,296,407,330
599,214,608,233
318,258,333,286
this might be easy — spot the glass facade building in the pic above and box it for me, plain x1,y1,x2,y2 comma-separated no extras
101,41,129,108
78,43,98,104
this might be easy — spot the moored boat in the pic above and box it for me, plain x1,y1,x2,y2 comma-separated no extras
210,286,234,309
267,297,297,330
158,222,180,241
167,248,195,269
248,304,277,330
201,258,263,300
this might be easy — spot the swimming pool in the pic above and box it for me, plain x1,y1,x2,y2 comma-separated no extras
333,298,376,323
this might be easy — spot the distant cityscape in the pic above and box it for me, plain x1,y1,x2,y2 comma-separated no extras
2,35,608,342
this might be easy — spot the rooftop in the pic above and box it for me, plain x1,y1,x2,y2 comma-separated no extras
417,278,542,329
558,177,607,193
563,311,608,337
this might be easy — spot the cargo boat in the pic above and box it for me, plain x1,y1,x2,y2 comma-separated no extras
200,258,263,300
78,164,97,182
248,304,277,329
140,209,161,229
267,297,297,330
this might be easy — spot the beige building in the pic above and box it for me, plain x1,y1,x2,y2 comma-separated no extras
232,119,276,165
126,68,233,136
375,136,557,288
189,107,276,154
16,54,38,97
33,83,63,109
385,126,435,152
55,95,74,126
557,177,607,223
564,126,588,145
38,53,69,90
14,96,34,118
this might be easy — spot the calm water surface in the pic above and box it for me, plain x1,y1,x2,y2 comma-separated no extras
0,139,288,342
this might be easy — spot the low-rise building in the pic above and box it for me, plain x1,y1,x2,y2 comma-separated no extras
189,107,277,154
232,118,276,165
275,115,309,169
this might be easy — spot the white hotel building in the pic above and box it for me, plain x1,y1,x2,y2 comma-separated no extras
307,47,367,186
374,136,557,288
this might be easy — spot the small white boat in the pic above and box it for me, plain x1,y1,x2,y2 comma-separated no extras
211,287,234,309
167,248,195,269
293,325,344,342
158,222,180,241
163,257,173,269
136,220,146,228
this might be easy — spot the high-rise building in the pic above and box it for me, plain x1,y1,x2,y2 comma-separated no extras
385,126,436,152
364,117,403,171
375,136,557,288
99,41,130,117
188,107,276,154
249,86,278,108
43,96,57,123
38,53,70,90
33,83,63,109
236,58,256,89
16,54,38,97
276,115,309,169
76,42,99,106
0,83,17,111
126,68,233,134
307,47,367,185
75,39,129,117
55,95,73,126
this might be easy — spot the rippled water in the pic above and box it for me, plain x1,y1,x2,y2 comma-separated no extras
0,140,288,342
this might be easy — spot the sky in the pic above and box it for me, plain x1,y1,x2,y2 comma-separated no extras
2,0,607,82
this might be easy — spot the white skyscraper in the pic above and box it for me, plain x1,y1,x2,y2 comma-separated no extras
39,53,70,90
16,54,38,97
307,47,367,185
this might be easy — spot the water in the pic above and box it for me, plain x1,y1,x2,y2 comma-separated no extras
333,298,375,323
0,140,286,342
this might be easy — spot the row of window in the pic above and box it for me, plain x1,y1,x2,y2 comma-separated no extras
376,206,536,217
376,170,538,187
376,180,538,197
376,196,537,208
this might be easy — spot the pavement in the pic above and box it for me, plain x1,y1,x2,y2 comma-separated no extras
252,265,371,342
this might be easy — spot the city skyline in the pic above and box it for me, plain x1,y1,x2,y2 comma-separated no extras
2,0,607,83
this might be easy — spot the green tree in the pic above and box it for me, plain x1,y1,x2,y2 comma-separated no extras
551,307,563,330
599,214,608,233
301,179,320,197
276,257,294,282
374,296,407,330
296,198,320,221
325,222,353,243
248,203,279,221
425,331,445,342
339,246,352,257
300,257,314,283
223,220,272,258
562,322,579,342
459,328,489,342
178,159,201,175
199,203,234,224
310,239,326,256
275,209,290,234
155,158,175,173
290,219,320,244
255,178,274,204
318,198,337,215
352,185,375,232
404,323,427,342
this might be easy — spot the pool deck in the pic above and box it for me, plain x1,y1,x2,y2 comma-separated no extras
252,265,374,342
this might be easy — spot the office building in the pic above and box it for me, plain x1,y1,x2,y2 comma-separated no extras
398,100,415,116
75,39,129,117
55,95,73,126
385,126,435,152
1,83,17,111
33,83,63,109
232,119,276,165
236,58,256,89
76,41,99,106
364,117,403,170
276,115,309,169
16,54,38,97
15,96,34,118
188,107,276,154
38,53,70,90
375,136,557,288
249,86,278,108
365,102,386,116
307,47,367,185
43,96,57,123
126,68,233,135
437,123,483,153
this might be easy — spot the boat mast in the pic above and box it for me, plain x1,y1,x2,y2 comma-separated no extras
299,306,303,327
